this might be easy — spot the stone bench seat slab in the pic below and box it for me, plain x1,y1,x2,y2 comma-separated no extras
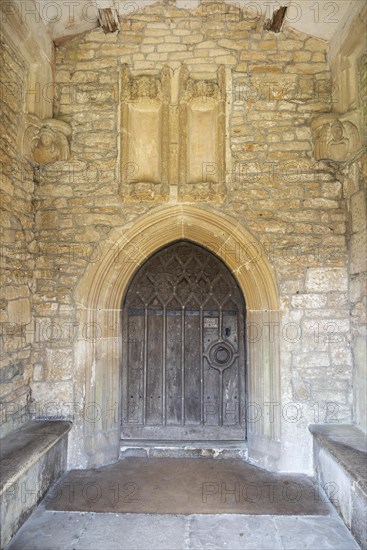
0,421,72,493
309,424,367,550
0,420,71,549
309,424,367,488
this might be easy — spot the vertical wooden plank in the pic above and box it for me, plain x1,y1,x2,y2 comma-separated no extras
143,308,148,425
166,310,182,425
181,307,185,426
219,371,224,427
146,310,163,425
223,364,239,426
184,310,201,424
162,306,166,425
222,311,239,426
126,313,144,426
200,307,204,426
203,312,220,426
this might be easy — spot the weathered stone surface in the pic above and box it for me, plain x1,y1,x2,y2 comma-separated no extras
353,336,367,432
310,424,367,550
351,190,367,233
1,0,365,490
350,231,367,275
291,293,327,309
306,268,348,292
0,421,71,548
44,349,73,381
7,299,32,325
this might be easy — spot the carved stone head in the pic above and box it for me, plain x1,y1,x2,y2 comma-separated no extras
23,116,72,164
311,111,362,162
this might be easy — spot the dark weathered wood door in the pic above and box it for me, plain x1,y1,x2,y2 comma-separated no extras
121,241,246,442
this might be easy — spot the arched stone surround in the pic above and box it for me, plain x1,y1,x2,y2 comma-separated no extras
72,205,281,469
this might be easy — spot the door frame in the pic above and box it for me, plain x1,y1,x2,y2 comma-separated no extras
73,205,280,470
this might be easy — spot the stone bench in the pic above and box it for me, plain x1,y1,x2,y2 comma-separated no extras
309,424,367,550
0,420,71,548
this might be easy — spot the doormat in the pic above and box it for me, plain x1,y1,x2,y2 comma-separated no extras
45,458,330,515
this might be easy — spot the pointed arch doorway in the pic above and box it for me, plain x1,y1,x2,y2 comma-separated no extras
121,240,246,444
74,205,280,470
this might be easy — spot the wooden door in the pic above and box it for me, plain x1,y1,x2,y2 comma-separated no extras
121,241,246,442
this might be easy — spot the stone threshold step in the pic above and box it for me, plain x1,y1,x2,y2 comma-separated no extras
120,440,248,459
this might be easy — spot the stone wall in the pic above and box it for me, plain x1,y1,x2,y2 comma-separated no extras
29,1,355,473
1,0,365,473
0,4,53,436
346,151,367,427
352,52,367,433
329,5,367,433
0,37,35,436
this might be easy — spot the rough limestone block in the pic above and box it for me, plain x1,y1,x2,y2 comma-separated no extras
351,191,367,233
354,336,367,433
306,268,348,292
350,231,367,275
44,349,73,381
7,299,32,325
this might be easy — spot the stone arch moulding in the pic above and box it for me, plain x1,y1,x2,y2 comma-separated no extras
73,205,281,470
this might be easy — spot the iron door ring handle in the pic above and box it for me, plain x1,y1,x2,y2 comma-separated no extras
204,340,239,372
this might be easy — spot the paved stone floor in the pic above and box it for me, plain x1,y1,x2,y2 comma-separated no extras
43,458,331,516
6,501,361,550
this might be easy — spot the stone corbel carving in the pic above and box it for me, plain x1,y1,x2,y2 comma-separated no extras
23,116,72,164
120,64,171,202
311,111,362,162
179,65,226,201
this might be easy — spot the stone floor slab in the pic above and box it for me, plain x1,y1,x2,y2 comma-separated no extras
274,516,361,549
189,515,282,549
76,513,188,550
5,508,93,550
5,509,362,550
45,458,330,516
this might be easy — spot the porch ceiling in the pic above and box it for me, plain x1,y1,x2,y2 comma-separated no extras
31,0,359,42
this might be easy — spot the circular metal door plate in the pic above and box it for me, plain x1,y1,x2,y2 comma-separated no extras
206,340,238,372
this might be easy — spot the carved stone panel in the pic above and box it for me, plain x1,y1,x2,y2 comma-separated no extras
120,65,170,202
119,64,227,203
128,102,162,184
178,65,226,201
311,110,362,162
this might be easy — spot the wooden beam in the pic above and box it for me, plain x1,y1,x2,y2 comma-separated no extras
264,6,287,33
98,8,119,34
